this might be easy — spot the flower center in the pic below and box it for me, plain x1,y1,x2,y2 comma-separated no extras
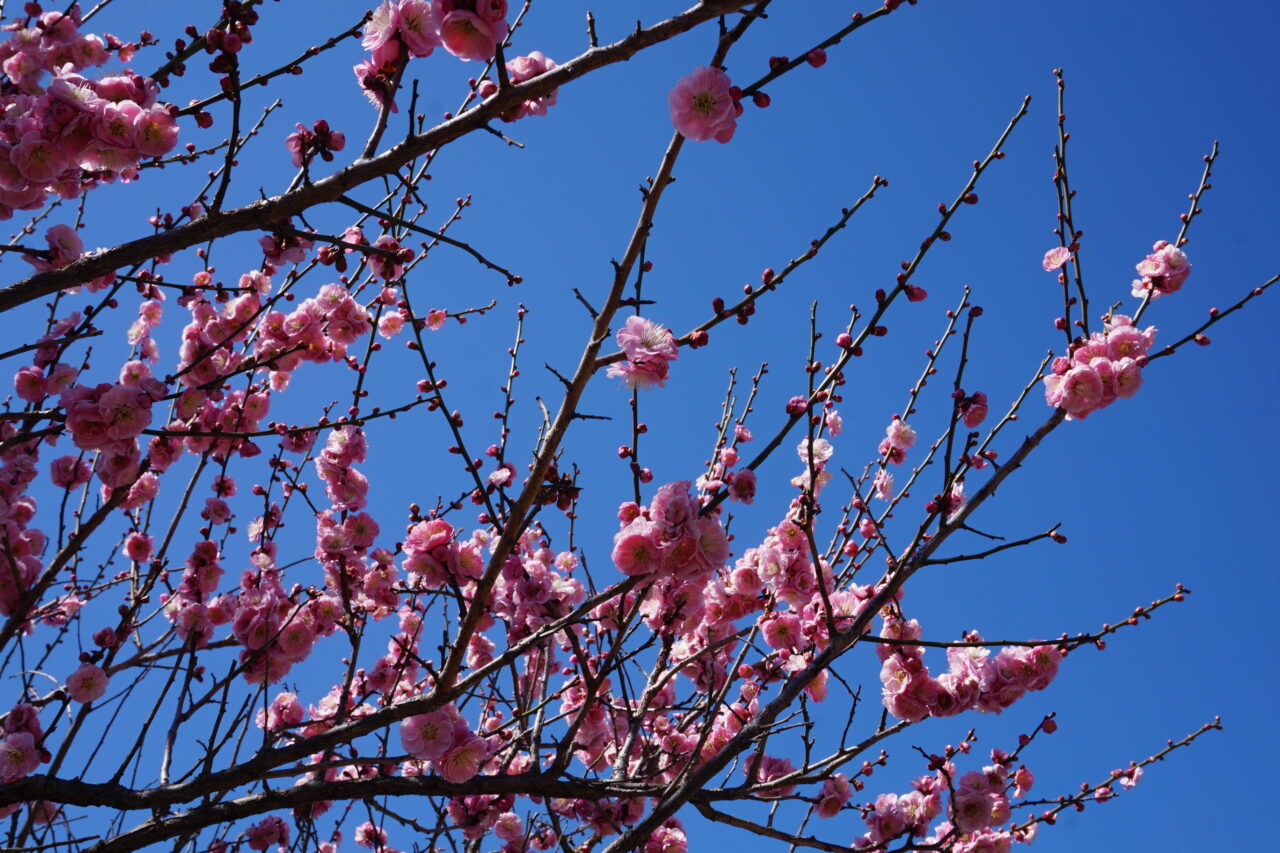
691,91,716,116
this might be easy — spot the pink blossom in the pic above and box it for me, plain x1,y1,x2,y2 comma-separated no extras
1044,364,1103,417
1133,240,1191,298
607,316,678,389
10,133,66,184
132,107,178,158
668,66,738,143
13,366,46,402
43,224,84,268
611,520,661,576
398,1,442,57
66,663,108,703
884,418,916,451
123,532,153,562
245,816,290,851
363,2,401,57
644,818,687,853
0,732,40,782
816,773,852,818
1041,246,1071,271
796,436,833,465
728,468,756,504
435,731,488,782
50,455,91,489
354,821,389,848
28,799,58,825
258,692,304,730
401,708,457,760
873,468,894,500
960,391,989,428
744,753,796,798
1119,765,1143,789
479,50,558,122
436,0,506,63
378,310,406,337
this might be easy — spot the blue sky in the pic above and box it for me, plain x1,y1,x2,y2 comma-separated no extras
2,1,1277,850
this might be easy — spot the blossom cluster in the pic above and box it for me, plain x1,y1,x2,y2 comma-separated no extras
490,529,586,642
0,704,47,791
1130,240,1190,300
695,423,758,503
1043,313,1155,419
400,702,490,783
610,481,729,629
878,617,1062,722
852,757,1038,852
356,0,511,106
59,376,162,490
284,119,346,168
477,50,559,122
160,539,226,649
605,315,679,389
253,281,374,390
0,4,176,218
0,424,44,618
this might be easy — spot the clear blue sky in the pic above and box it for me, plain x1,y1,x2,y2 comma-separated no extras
2,1,1276,850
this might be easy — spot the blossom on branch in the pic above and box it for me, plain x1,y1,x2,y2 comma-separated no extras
668,66,740,143
606,315,679,389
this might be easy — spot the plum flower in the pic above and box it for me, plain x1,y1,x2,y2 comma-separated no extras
0,732,40,782
435,0,508,62
1042,246,1071,271
401,708,456,760
668,66,738,143
66,663,108,703
606,315,679,389
477,50,558,122
1043,313,1157,419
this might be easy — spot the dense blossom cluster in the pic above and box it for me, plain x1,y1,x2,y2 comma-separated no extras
609,481,729,626
400,702,490,784
878,616,1062,722
1131,240,1190,300
0,4,176,218
357,0,511,107
1043,313,1156,419
605,315,679,389
0,704,47,793
252,280,374,390
668,66,740,143
851,755,1039,852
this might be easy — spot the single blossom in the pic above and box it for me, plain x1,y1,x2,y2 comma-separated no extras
668,66,738,143
66,663,108,703
1041,246,1071,271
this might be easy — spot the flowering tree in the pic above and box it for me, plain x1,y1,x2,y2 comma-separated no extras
0,2,1272,852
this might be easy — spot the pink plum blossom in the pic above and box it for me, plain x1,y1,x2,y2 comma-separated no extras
668,66,739,143
607,315,679,389
66,663,108,703
1041,246,1071,271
